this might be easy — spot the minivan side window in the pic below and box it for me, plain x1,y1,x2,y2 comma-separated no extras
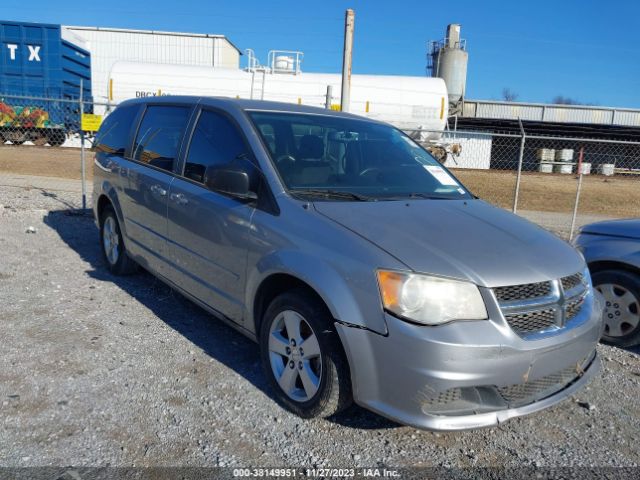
132,105,191,172
94,104,139,155
183,110,250,183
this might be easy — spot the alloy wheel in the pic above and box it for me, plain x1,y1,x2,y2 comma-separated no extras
267,310,322,402
102,216,120,266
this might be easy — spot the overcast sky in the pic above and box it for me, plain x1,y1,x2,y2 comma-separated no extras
4,0,640,107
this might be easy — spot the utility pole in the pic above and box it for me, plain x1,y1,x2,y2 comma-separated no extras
340,9,355,112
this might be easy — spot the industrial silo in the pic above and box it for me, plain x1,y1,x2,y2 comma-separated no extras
428,24,468,112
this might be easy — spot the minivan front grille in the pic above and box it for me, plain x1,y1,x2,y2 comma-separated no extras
566,297,584,321
504,309,557,335
494,271,589,339
494,281,551,303
561,273,584,292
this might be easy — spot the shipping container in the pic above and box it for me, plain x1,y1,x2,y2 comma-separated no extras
0,20,91,145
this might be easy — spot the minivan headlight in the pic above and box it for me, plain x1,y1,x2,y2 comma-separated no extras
376,270,488,325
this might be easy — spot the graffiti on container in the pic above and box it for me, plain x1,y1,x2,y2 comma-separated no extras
0,102,54,128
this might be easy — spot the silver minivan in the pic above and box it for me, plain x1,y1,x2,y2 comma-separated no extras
92,96,604,430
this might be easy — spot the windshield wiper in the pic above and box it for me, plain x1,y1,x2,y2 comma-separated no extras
407,192,455,200
380,192,457,200
290,189,373,201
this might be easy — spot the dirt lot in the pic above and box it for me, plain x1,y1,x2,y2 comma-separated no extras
1,185,640,469
0,146,86,181
454,169,640,218
1,146,639,218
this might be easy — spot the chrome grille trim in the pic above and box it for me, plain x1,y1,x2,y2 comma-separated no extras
493,271,590,339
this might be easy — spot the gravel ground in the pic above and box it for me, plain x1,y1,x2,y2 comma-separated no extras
1,183,639,469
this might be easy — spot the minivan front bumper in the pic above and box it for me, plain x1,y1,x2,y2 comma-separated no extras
335,292,603,431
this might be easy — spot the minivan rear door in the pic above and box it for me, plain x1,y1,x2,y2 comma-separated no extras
165,108,256,322
118,104,193,274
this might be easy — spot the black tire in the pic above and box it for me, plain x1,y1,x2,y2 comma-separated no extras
592,269,640,347
99,205,138,275
259,289,352,418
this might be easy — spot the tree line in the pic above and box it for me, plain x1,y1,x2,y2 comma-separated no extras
501,88,592,105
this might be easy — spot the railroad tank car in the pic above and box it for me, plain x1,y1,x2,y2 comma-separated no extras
107,61,448,138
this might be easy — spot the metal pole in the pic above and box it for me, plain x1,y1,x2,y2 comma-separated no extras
453,114,458,140
325,85,333,109
569,147,585,241
79,80,87,211
512,118,526,214
576,144,583,175
340,9,355,112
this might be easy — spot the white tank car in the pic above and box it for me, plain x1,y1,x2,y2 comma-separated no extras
107,61,448,139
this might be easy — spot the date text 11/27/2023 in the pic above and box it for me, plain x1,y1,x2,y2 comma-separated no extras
232,468,401,477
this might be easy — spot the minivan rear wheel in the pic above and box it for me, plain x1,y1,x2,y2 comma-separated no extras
259,289,352,418
100,205,137,275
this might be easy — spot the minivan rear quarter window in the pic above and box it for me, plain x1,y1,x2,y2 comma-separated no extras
132,105,191,172
94,104,139,155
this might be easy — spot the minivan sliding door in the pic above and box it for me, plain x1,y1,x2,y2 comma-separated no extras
118,104,192,275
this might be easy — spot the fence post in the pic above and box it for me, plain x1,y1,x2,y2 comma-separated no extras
79,81,87,210
512,118,526,214
569,147,585,241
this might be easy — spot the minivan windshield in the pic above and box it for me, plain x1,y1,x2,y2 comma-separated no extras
249,111,471,201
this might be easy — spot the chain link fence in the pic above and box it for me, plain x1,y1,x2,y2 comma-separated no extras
405,127,640,239
0,94,110,209
1,92,639,239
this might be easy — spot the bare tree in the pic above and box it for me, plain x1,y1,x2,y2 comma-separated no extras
552,95,583,105
502,88,519,102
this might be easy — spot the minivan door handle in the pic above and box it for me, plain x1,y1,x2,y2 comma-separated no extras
150,185,167,197
170,192,189,205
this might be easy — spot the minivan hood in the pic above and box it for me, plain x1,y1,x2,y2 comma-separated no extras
314,199,584,288
580,218,640,239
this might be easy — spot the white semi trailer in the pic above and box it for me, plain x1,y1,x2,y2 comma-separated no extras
107,61,449,137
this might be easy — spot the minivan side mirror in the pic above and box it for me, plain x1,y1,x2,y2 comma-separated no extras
204,164,258,200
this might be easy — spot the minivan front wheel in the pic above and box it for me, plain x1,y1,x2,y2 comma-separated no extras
100,206,137,275
259,290,352,418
